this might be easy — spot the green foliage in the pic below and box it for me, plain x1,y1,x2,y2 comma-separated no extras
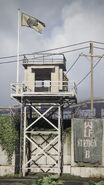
0,115,18,163
84,181,104,185
31,175,63,185
95,182,104,185
84,181,95,185
89,181,96,185
31,179,42,185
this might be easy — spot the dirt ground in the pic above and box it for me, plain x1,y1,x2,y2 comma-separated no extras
0,179,31,185
0,177,102,185
0,178,85,185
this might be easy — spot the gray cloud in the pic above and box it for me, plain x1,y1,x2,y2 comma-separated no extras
0,0,104,105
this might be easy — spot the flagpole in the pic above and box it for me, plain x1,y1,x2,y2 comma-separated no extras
17,8,20,83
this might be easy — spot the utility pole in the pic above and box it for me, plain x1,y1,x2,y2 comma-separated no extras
90,42,94,112
78,42,104,115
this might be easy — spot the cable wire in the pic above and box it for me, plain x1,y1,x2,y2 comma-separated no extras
0,46,89,65
93,41,104,45
0,59,23,65
0,54,23,60
32,41,90,54
65,54,81,75
0,41,90,61
94,46,104,50
76,55,104,87
0,41,103,65
1,40,104,61
60,46,89,54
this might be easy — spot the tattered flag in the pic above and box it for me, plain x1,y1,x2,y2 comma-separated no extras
21,13,45,33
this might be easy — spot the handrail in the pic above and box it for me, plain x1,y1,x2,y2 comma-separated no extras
11,80,77,96
22,54,66,72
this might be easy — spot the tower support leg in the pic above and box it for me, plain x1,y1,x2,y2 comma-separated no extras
22,103,64,175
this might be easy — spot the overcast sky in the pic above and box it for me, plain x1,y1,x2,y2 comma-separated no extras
0,0,104,106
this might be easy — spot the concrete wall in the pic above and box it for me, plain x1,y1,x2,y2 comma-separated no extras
24,66,34,92
29,132,71,174
70,118,104,178
24,65,65,93
51,66,59,92
1,118,104,177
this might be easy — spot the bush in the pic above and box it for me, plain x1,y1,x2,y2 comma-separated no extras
0,116,18,163
31,175,63,185
84,181,104,185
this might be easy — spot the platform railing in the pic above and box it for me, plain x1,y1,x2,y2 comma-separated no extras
23,53,66,65
11,80,77,96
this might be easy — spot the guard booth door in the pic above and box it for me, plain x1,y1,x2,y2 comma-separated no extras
34,69,51,92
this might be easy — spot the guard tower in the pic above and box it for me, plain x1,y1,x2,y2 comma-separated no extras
11,53,77,176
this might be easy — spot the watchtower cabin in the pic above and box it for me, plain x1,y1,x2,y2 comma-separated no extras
11,53,77,176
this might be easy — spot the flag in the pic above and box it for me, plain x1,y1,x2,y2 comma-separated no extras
21,13,45,33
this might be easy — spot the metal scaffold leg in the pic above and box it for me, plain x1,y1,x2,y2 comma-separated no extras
23,106,26,177
22,103,63,176
19,97,24,176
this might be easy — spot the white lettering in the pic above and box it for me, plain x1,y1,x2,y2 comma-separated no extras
84,121,94,138
85,149,90,159
77,139,97,148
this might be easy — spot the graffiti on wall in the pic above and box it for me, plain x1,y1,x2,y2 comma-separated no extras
73,119,103,164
